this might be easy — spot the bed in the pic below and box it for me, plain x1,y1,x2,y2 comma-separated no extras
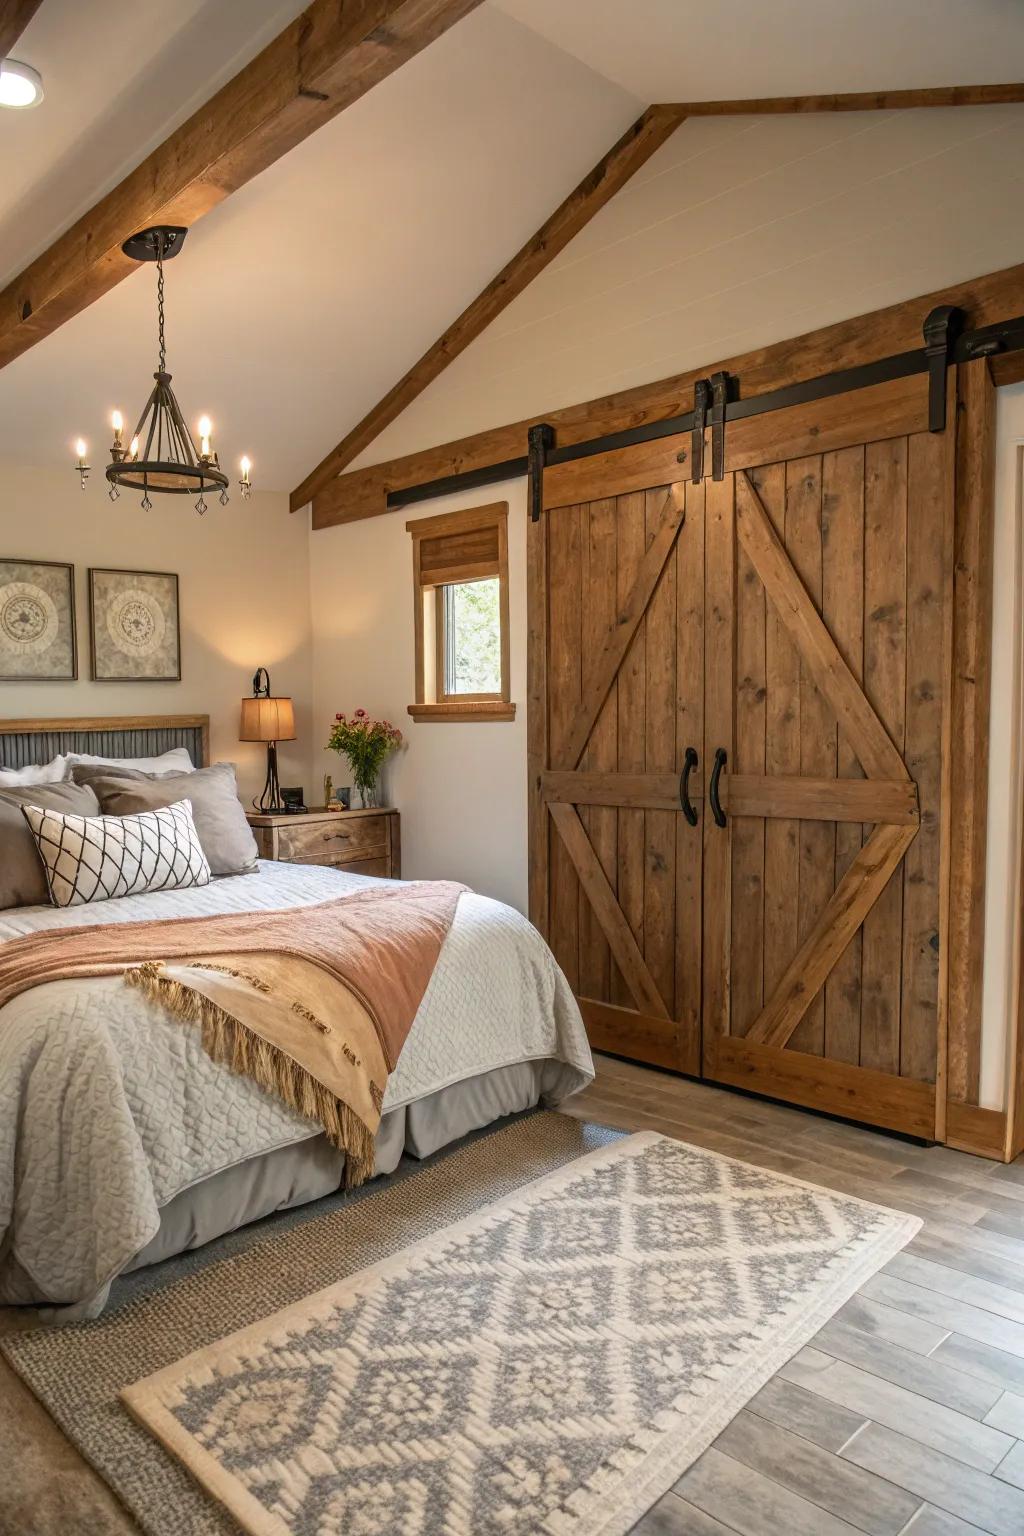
0,715,593,1319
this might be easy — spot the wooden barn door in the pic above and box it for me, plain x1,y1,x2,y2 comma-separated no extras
529,477,706,1074
531,369,954,1136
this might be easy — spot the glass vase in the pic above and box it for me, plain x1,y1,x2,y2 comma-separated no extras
355,778,379,810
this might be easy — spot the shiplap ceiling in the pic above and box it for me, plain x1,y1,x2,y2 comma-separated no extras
0,0,1023,490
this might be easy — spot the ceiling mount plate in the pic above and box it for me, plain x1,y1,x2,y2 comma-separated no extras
121,226,189,263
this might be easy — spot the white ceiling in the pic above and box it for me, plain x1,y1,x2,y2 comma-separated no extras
0,0,1023,493
492,0,1024,100
354,101,1024,469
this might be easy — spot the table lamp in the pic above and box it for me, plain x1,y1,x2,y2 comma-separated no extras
240,667,296,813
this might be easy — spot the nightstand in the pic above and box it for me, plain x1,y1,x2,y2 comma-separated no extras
246,807,400,878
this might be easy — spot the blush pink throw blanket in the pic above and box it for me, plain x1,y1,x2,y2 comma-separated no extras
0,881,465,1183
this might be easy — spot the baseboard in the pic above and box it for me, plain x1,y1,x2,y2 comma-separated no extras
945,1100,1008,1161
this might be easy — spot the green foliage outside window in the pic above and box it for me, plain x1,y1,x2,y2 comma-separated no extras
443,577,501,695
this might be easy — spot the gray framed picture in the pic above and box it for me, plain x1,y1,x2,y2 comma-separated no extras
0,558,77,681
89,568,181,682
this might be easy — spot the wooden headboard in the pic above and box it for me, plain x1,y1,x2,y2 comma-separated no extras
0,714,210,771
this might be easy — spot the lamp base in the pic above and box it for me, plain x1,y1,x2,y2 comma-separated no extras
254,740,283,814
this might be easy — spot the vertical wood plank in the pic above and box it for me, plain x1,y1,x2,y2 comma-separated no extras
934,380,958,1142
615,491,648,1008
760,463,801,1031
732,465,768,1036
823,446,866,1065
947,359,997,1105
578,497,618,1002
861,438,908,1074
526,501,549,934
787,455,835,1055
902,430,947,1084
548,503,582,991
644,485,679,1017
702,474,735,1055
676,479,705,1064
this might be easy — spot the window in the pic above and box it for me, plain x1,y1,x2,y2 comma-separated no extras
407,503,514,721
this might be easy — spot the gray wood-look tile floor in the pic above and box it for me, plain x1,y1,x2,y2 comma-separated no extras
560,1054,1024,1536
3,1054,1024,1536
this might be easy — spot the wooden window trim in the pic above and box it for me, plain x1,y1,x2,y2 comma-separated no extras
407,502,515,722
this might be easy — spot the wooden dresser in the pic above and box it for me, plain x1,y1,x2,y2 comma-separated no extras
246,808,400,879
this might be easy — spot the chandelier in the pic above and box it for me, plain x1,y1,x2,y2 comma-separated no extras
73,226,252,515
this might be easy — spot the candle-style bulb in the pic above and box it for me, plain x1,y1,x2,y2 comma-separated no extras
240,455,251,477
111,410,123,434
130,436,139,459
73,438,89,489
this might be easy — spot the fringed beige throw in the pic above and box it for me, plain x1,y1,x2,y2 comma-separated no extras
0,882,465,1184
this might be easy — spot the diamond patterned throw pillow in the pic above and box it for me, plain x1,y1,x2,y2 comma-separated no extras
21,798,212,907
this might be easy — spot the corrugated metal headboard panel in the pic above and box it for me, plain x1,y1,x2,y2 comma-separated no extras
0,717,209,771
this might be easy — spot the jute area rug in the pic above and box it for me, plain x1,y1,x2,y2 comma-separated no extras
3,1114,918,1536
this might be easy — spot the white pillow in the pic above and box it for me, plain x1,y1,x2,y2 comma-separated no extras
0,755,69,787
21,798,211,908
66,747,195,774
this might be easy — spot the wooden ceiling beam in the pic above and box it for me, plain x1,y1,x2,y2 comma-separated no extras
310,256,1024,529
664,84,1024,115
0,0,43,61
289,103,687,510
0,0,483,371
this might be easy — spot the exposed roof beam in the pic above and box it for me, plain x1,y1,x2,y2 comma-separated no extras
0,0,483,370
0,0,43,61
666,84,1024,115
310,256,1024,529
298,81,1024,513
290,103,687,510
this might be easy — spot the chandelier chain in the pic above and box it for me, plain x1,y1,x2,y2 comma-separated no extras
156,234,166,374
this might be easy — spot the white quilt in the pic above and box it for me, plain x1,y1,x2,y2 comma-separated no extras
0,862,592,1312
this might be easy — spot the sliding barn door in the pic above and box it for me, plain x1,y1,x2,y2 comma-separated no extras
702,428,951,1139
532,369,955,1136
529,479,705,1072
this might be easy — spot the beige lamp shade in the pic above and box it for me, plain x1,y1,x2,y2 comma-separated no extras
239,696,296,743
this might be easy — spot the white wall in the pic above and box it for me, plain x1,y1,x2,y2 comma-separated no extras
981,385,1024,1109
310,477,529,911
0,461,312,802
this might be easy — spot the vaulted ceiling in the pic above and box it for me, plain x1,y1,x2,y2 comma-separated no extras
1,0,1023,493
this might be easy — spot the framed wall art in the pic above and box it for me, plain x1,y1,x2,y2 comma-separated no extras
0,558,77,681
89,568,181,682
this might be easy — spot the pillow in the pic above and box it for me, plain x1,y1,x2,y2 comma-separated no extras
0,754,69,788
72,761,258,877
0,781,102,909
21,799,211,908
66,747,194,775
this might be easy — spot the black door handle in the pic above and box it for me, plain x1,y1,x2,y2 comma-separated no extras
710,747,727,827
679,747,698,826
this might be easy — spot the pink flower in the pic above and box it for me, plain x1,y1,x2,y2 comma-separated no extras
354,708,367,719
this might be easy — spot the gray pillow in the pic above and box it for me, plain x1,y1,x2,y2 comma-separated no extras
72,761,258,877
0,781,102,909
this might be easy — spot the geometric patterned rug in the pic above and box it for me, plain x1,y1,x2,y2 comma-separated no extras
122,1131,919,1536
